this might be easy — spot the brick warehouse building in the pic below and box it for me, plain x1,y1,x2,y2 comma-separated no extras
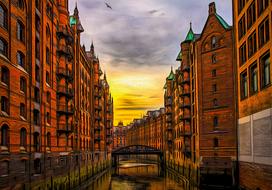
123,2,237,187
233,0,272,189
0,0,113,189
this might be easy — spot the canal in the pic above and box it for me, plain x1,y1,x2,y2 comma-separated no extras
82,161,198,190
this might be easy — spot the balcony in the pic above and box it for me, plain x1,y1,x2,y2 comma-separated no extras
57,123,73,133
95,116,101,121
179,103,191,109
57,45,73,60
180,77,190,85
57,104,74,115
94,126,101,131
182,65,190,71
180,90,190,97
57,85,74,98
179,114,191,121
57,26,73,44
57,67,73,81
94,134,101,142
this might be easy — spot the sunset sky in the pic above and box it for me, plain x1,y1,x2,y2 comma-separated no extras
69,0,232,126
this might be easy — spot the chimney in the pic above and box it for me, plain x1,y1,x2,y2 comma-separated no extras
209,2,216,15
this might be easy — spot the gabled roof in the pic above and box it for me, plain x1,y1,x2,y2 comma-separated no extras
215,13,230,29
176,51,182,61
69,16,77,26
166,68,175,81
184,26,195,42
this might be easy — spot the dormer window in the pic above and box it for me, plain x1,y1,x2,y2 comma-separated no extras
211,36,217,49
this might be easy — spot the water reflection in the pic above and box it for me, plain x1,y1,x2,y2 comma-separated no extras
84,162,198,190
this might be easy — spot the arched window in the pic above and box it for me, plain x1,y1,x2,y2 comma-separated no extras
46,47,50,65
33,132,40,152
20,76,26,93
0,4,7,29
20,128,27,147
17,51,25,69
0,38,8,56
213,138,219,147
17,0,24,10
1,96,9,114
47,132,51,148
213,98,218,107
34,159,41,174
1,124,9,146
17,20,25,41
213,116,218,128
1,66,9,85
20,103,26,118
211,36,217,49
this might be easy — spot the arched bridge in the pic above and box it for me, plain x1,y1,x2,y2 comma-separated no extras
111,145,164,168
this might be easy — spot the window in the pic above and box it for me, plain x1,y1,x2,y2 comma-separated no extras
1,66,9,85
35,38,40,59
212,69,217,77
213,116,218,128
46,48,50,65
238,15,246,39
17,51,25,69
212,54,217,64
260,52,270,88
1,96,9,114
0,4,7,29
0,38,8,57
20,77,26,93
0,161,9,176
213,138,219,147
34,87,40,103
238,0,246,13
239,42,247,66
46,92,50,103
47,132,51,148
212,84,217,92
258,0,269,16
33,132,40,152
17,0,24,10
20,103,26,118
241,71,248,99
258,17,270,48
213,98,218,107
46,112,50,124
20,128,26,147
1,125,9,147
17,20,25,41
34,159,41,174
247,1,256,29
250,63,258,94
248,31,257,57
46,71,50,85
35,0,41,11
211,36,217,49
46,3,53,18
35,65,40,82
33,109,40,125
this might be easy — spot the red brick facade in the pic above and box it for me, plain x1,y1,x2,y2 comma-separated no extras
0,0,113,189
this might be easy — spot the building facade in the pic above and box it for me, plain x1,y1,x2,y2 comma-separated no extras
0,0,113,189
233,0,272,189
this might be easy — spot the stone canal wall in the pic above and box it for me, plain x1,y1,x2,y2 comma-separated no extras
28,160,111,190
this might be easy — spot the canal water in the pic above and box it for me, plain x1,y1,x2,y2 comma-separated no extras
83,161,198,190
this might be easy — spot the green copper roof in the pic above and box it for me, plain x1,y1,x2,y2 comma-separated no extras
176,51,182,61
69,16,77,26
185,27,195,42
215,13,230,29
167,68,175,80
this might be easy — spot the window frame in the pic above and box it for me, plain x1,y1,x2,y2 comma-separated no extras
0,4,8,29
260,51,270,89
240,70,248,100
249,62,259,95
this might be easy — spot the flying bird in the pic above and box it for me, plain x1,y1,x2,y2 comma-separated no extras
105,2,112,9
